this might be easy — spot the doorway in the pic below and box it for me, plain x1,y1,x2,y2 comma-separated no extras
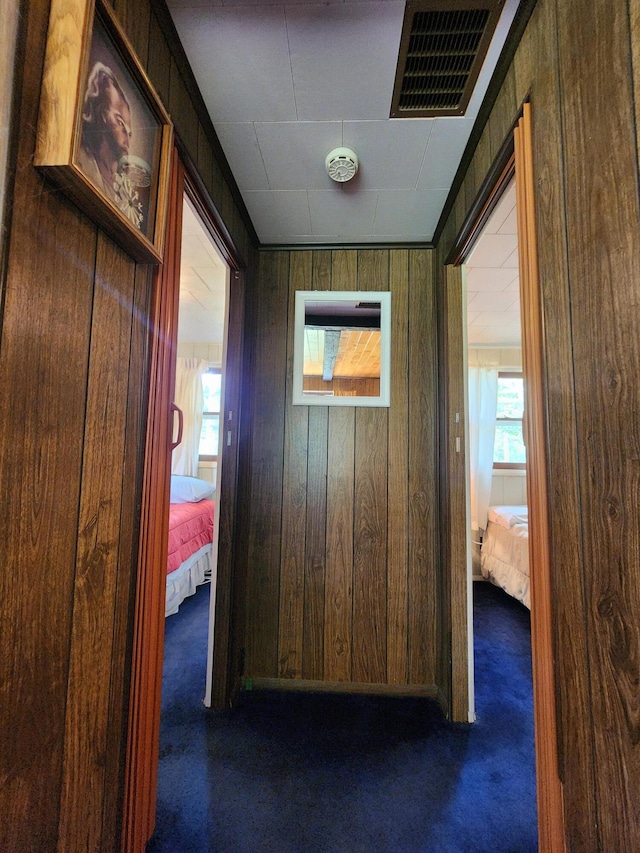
166,191,230,706
446,105,564,851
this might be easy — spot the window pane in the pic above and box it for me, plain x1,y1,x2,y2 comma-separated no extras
200,415,219,457
496,375,524,419
202,372,221,413
494,423,526,464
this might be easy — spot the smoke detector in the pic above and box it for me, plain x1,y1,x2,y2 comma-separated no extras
325,147,359,182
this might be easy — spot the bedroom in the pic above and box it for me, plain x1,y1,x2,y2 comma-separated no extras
464,177,529,611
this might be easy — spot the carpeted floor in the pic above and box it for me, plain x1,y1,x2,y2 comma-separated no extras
147,580,537,853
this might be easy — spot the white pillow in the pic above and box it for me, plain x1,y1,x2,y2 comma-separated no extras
170,475,214,504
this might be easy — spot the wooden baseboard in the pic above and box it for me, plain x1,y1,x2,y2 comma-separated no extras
242,677,447,710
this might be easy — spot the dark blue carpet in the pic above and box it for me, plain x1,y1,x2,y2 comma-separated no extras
147,581,536,852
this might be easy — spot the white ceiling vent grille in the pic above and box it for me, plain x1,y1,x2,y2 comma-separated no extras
390,0,506,118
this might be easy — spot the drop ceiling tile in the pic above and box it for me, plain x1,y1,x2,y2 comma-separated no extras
417,117,476,191
502,247,520,268
498,206,518,235
180,234,221,268
341,120,434,190
372,189,449,239
308,189,378,237
483,181,516,234
286,3,405,121
467,233,518,268
254,122,343,190
467,290,520,313
170,6,297,122
215,124,270,190
465,267,520,291
243,190,311,239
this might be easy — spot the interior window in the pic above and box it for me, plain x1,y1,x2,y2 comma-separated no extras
199,369,221,460
493,372,526,469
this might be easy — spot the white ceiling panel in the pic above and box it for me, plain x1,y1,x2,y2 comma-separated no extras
468,291,520,313
243,190,312,238
372,189,450,238
417,117,476,190
467,233,519,268
214,124,270,191
308,189,378,237
254,121,343,190
169,5,297,122
466,267,519,291
285,3,405,121
341,120,434,190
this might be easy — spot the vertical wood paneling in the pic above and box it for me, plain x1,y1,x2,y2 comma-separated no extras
197,123,213,198
408,250,438,685
147,12,170,108
488,63,518,156
353,407,388,683
557,3,640,848
101,263,152,853
352,250,389,684
168,59,199,159
0,202,95,852
57,237,136,852
324,406,355,681
304,404,328,680
245,252,289,676
632,3,640,173
278,252,311,678
514,2,598,848
0,4,97,845
303,252,329,681
113,0,150,67
246,247,440,693
387,250,410,685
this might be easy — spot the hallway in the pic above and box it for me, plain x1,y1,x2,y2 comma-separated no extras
147,581,536,853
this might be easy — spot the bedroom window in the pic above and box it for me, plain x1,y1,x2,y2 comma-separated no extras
199,368,221,461
493,372,526,469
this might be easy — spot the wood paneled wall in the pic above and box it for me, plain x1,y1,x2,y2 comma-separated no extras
0,0,255,850
438,0,640,848
240,249,447,700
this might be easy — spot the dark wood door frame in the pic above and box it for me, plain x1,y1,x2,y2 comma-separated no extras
445,104,565,852
122,153,246,852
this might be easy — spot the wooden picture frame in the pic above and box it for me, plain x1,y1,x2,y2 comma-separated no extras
35,0,173,264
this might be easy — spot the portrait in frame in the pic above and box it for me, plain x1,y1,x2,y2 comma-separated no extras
35,0,173,263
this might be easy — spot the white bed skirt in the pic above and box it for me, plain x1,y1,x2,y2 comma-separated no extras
165,543,212,617
480,521,530,609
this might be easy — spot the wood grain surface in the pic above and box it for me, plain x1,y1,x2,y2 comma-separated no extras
386,250,410,685
556,2,640,848
245,247,441,694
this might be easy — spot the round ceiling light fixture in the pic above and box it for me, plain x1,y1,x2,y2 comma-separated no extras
325,147,359,183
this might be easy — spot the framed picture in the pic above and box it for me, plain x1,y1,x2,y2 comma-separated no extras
35,0,173,264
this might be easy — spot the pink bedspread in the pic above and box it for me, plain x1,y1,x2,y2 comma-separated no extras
167,499,214,575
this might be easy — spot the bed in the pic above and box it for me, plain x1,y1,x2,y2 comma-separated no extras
166,476,215,617
480,505,530,608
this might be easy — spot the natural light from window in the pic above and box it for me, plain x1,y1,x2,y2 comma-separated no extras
494,373,526,467
199,369,221,459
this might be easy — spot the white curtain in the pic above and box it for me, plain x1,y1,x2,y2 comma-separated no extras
468,366,498,533
171,358,208,477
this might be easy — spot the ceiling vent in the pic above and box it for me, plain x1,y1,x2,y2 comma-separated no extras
390,0,506,118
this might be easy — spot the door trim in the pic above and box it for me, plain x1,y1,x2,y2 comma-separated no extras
122,155,247,851
446,102,566,852
514,102,565,852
